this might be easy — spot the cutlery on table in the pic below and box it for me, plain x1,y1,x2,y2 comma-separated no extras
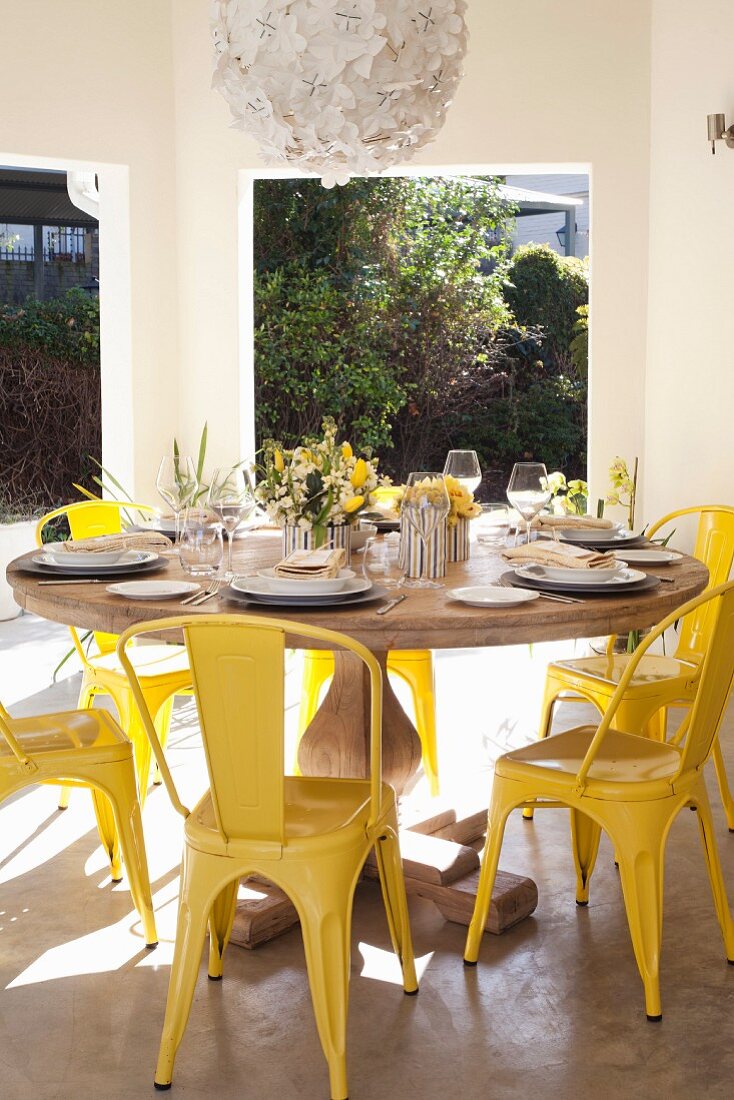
187,580,225,607
536,591,584,604
181,579,219,606
377,593,407,616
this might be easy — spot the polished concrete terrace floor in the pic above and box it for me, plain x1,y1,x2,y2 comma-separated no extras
1,612,733,1099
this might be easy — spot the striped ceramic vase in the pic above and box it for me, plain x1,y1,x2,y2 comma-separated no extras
446,517,470,563
399,516,447,579
281,523,352,565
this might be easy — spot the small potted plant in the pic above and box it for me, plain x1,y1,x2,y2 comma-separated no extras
255,418,381,561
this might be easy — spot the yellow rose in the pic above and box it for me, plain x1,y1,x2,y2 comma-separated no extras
341,442,353,459
273,449,284,473
351,458,367,488
344,495,364,514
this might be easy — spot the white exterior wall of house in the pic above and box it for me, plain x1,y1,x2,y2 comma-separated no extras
506,173,590,259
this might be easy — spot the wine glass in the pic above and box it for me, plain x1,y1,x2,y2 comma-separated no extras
208,466,256,580
156,455,198,544
506,462,551,545
401,472,451,589
362,533,406,589
443,450,482,495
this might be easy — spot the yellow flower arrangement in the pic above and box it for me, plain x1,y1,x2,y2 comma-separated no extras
444,474,482,527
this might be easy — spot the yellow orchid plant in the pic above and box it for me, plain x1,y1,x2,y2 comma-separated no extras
255,418,381,547
606,455,638,530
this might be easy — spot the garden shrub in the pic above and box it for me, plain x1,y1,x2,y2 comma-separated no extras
503,244,588,373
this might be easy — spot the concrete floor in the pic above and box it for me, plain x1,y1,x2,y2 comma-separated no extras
1,613,734,1099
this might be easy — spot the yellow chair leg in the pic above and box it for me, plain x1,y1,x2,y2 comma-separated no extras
90,786,123,882
570,808,602,905
711,739,734,832
524,675,564,820
155,849,220,1090
464,779,515,964
607,806,669,1021
98,760,158,947
388,652,439,797
207,878,240,980
373,824,419,994
692,779,734,958
152,696,175,786
295,869,354,1100
57,679,99,811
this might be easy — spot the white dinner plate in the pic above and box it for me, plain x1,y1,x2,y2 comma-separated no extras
43,541,128,566
447,585,539,607
256,567,356,595
32,549,158,572
232,575,371,602
611,548,682,565
106,580,200,600
520,561,628,584
559,527,634,544
515,564,647,588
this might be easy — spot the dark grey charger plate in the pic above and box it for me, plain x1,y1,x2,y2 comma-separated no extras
224,583,388,609
503,569,661,598
18,555,168,579
557,533,652,551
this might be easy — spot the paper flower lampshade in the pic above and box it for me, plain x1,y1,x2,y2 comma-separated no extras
211,1,468,187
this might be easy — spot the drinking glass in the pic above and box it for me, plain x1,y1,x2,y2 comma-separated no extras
362,533,405,589
506,462,551,545
156,455,198,544
401,472,451,589
475,503,512,548
208,466,256,580
179,508,223,576
443,450,482,495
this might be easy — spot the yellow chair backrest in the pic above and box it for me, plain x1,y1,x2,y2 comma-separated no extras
647,506,734,666
117,614,385,842
36,500,154,658
185,620,286,842
575,581,734,794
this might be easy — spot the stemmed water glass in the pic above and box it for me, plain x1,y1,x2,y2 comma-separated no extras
506,462,551,545
443,450,482,495
401,471,451,589
207,466,256,580
156,455,198,544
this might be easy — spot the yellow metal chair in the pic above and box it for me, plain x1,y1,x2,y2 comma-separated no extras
525,505,734,826
0,698,157,947
37,501,193,878
118,614,418,1100
464,581,734,1021
299,648,440,795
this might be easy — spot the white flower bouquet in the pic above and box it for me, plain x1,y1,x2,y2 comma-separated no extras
256,418,381,547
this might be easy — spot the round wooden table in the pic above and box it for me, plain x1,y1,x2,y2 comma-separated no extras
8,532,708,793
7,534,709,942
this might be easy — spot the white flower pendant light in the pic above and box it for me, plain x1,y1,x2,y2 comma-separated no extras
211,1,468,187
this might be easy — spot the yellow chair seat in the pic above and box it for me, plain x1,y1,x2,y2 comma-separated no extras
0,702,157,947
0,708,131,760
501,725,682,798
187,777,394,856
551,654,696,694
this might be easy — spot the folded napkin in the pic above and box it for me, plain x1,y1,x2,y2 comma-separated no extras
273,547,346,579
535,514,614,530
502,541,617,570
59,531,173,554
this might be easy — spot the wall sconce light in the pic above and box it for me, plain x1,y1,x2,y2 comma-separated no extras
707,113,734,154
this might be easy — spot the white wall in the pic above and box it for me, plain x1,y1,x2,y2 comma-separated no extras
1,0,653,506
644,0,734,528
0,0,179,499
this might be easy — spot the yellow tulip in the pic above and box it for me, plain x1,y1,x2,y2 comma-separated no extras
273,449,284,473
344,495,364,514
351,458,367,488
341,442,353,459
